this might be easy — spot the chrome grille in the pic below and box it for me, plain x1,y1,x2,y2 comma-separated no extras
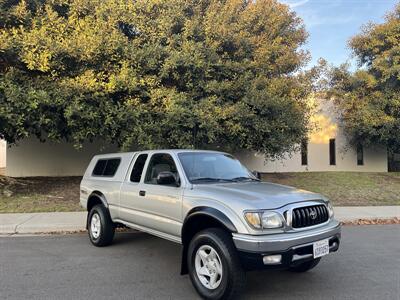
291,205,329,228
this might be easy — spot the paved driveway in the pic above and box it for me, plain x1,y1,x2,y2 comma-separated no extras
1,225,399,299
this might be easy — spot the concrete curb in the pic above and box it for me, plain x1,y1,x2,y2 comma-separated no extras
334,206,400,221
0,212,86,235
0,206,399,235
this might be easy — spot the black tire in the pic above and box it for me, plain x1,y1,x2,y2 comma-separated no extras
289,258,321,272
88,204,115,247
187,228,246,300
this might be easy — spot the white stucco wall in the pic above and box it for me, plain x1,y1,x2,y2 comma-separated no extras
236,97,388,173
236,143,388,173
6,138,119,177
0,139,6,168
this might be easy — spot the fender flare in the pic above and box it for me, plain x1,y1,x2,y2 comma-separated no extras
180,206,238,275
182,206,237,239
88,191,109,209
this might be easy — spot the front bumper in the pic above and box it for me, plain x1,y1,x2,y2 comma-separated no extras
232,219,341,270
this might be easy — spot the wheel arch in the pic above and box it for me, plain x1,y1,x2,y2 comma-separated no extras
87,191,108,210
180,206,238,275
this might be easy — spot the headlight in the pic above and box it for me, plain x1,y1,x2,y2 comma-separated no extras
244,211,283,229
261,211,283,228
327,202,334,218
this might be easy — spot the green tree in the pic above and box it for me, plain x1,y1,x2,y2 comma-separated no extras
328,4,400,152
0,0,313,157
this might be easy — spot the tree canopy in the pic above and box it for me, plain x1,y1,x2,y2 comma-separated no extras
327,4,400,152
0,0,313,157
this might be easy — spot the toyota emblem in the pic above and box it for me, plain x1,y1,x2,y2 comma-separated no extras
310,210,317,220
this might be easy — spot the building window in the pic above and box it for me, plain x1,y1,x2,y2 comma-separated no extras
301,139,308,166
329,139,336,165
357,144,364,165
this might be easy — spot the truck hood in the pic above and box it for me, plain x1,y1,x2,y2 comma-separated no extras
191,181,325,210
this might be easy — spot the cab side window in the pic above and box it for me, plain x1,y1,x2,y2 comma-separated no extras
130,154,148,182
144,153,178,185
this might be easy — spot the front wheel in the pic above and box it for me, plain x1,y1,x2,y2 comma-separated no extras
187,228,245,300
88,204,115,247
289,258,321,272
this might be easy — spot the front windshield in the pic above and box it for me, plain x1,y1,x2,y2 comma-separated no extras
178,152,258,183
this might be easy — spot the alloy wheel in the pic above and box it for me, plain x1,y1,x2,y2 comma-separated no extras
194,245,223,290
90,213,101,239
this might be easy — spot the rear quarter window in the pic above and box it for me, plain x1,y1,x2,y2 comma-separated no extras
92,158,121,177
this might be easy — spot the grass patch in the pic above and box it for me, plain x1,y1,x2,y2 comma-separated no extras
261,172,400,206
0,176,83,213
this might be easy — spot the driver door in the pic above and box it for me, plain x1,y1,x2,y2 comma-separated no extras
119,152,183,239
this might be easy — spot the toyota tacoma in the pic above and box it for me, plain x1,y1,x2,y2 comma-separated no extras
80,150,341,299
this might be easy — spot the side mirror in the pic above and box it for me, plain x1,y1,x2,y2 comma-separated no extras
157,171,178,186
252,170,261,180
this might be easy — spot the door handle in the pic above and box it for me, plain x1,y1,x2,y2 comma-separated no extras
139,190,146,197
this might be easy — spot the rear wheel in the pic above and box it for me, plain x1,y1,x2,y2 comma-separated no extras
88,204,115,247
289,258,321,272
187,228,245,300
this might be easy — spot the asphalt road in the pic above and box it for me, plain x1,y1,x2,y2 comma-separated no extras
1,225,399,300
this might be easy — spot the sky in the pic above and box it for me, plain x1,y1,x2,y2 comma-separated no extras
280,0,399,68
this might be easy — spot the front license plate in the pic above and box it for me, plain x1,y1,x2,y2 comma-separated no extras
313,239,329,258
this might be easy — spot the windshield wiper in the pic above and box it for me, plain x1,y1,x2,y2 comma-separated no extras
191,177,235,183
231,176,260,182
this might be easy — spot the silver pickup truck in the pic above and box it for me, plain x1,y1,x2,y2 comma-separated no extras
80,150,341,299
